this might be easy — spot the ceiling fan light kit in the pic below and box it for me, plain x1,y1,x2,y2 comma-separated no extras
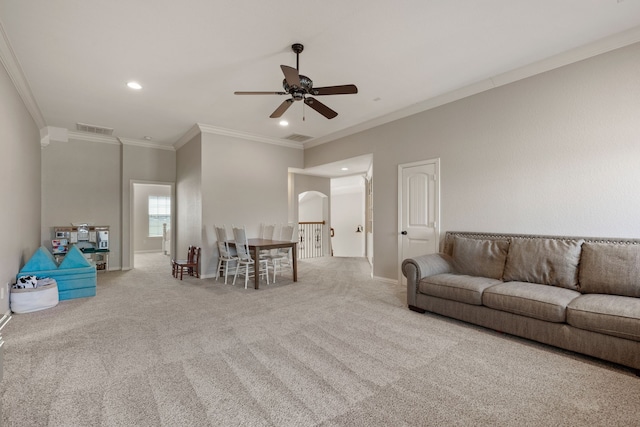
234,43,358,120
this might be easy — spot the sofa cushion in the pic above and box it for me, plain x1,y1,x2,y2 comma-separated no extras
502,238,584,290
567,294,640,342
578,243,640,297
419,274,502,306
451,236,509,280
483,282,581,323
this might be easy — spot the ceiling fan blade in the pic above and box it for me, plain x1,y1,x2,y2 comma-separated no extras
311,84,358,96
281,65,301,88
304,97,338,119
234,91,287,95
270,99,294,118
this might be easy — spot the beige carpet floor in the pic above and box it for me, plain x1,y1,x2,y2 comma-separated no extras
1,253,639,426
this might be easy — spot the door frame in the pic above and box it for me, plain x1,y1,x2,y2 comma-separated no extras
397,158,441,284
129,179,176,269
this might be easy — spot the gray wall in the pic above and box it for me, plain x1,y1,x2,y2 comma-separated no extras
122,143,176,269
41,139,176,271
199,132,303,277
175,133,202,268
305,42,640,281
41,138,121,266
0,61,41,314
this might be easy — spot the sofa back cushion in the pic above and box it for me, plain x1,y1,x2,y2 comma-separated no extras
579,243,640,297
451,236,509,280
503,238,584,290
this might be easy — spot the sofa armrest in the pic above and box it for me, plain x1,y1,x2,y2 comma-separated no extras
402,253,456,308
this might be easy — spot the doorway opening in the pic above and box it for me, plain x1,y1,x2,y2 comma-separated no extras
330,175,366,258
132,182,174,269
298,190,329,259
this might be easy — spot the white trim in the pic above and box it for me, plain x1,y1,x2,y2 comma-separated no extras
373,275,398,285
197,123,304,149
130,180,176,269
67,130,121,145
306,25,640,148
120,137,175,151
174,123,305,150
173,123,201,150
173,123,304,150
0,20,46,128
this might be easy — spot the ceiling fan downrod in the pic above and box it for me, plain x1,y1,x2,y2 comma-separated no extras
292,43,304,71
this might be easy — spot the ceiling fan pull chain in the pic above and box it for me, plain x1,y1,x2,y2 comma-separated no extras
303,101,306,121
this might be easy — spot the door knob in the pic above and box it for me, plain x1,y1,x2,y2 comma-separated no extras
401,231,408,235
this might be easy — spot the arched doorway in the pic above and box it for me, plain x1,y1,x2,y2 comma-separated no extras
298,191,329,258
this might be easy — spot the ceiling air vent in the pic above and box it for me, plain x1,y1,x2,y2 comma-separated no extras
76,122,114,136
284,133,313,143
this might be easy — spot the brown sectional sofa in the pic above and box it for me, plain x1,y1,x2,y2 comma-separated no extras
401,231,640,372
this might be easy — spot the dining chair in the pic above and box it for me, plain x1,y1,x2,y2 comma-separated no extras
214,224,237,284
232,225,269,289
259,223,276,258
261,223,276,240
267,223,296,283
174,246,201,280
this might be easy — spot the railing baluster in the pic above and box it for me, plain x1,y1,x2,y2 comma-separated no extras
298,221,325,259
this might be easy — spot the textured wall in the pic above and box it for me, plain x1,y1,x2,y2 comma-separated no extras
305,42,640,281
199,133,303,277
0,62,40,313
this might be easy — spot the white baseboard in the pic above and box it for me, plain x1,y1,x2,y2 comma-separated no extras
373,275,398,285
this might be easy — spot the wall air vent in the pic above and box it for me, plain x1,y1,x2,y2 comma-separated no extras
284,133,313,143
76,123,114,136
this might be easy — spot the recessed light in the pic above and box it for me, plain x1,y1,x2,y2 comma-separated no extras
127,81,142,90
341,167,349,171
143,136,152,140
279,120,289,126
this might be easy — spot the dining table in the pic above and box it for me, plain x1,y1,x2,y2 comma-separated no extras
228,238,298,289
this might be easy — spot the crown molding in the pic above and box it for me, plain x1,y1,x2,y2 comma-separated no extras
0,18,46,129
119,137,175,151
67,130,121,145
173,123,304,150
173,123,201,150
197,123,304,149
306,25,640,149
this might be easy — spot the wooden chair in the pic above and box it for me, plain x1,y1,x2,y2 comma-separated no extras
171,245,192,277
174,246,201,280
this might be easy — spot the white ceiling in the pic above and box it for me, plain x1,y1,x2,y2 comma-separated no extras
2,0,640,177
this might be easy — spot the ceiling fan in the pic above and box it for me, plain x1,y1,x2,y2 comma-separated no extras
234,43,358,120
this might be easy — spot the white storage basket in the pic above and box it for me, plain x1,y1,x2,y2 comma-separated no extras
10,282,59,313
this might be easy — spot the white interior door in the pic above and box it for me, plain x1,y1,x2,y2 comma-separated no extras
398,159,440,284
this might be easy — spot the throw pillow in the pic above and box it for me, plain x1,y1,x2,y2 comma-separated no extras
451,236,509,280
578,243,640,297
503,238,584,290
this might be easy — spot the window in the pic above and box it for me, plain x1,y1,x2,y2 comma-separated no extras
149,196,171,237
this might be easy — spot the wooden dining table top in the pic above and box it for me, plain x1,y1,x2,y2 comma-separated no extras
226,238,298,289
